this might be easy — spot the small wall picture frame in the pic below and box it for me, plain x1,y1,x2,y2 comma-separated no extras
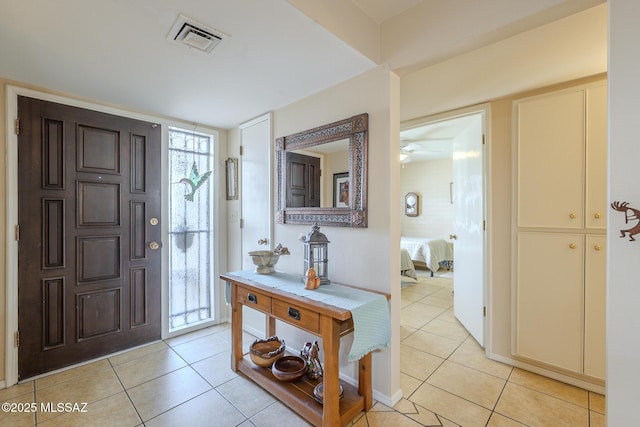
333,172,349,207
225,157,238,200
405,192,419,217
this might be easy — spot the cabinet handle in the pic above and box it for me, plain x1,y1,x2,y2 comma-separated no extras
594,213,601,219
569,213,576,219
247,293,258,304
594,245,602,251
288,307,301,321
569,243,576,249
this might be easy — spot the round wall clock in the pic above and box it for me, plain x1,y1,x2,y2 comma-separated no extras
405,192,419,217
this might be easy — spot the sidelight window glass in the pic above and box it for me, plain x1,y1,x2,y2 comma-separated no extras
168,127,215,331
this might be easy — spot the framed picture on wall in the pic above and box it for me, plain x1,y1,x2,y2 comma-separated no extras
333,172,349,207
405,192,419,216
225,157,238,200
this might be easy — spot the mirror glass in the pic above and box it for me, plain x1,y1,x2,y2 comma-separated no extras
276,113,368,228
286,139,349,208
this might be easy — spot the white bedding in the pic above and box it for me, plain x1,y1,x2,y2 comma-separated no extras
401,236,453,274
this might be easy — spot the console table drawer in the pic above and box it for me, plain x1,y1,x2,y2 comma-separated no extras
237,285,271,313
272,300,319,333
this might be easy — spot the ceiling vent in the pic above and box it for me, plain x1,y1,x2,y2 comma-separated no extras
167,15,229,54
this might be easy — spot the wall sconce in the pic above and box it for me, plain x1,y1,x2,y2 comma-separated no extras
300,223,330,285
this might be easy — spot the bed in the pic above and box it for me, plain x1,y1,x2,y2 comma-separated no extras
401,236,453,277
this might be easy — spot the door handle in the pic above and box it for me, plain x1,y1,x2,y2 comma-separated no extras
449,234,457,240
149,241,161,250
258,238,268,245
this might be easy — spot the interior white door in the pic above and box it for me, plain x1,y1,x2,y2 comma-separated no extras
240,114,272,337
240,114,272,266
452,112,485,346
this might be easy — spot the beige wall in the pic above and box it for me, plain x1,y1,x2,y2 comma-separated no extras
400,159,453,240
400,3,607,123
270,65,402,403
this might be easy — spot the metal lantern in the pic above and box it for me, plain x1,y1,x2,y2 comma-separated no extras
301,223,330,285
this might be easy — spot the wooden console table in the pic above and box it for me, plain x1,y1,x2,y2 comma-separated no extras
221,271,390,427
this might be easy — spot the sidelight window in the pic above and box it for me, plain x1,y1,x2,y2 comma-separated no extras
168,127,215,331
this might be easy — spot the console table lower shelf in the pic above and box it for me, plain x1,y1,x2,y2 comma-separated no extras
237,354,364,426
223,270,391,427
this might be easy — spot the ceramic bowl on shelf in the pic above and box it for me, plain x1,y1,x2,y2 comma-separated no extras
248,250,281,274
313,383,344,405
249,336,285,368
271,355,307,382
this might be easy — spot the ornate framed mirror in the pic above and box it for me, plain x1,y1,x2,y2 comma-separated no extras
275,113,368,227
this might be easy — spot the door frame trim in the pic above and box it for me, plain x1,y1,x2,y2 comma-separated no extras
400,102,492,353
4,85,222,385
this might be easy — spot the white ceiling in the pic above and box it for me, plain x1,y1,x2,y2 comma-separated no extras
0,0,604,129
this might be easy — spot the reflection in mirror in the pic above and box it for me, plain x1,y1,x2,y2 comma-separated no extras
276,113,368,228
286,139,349,208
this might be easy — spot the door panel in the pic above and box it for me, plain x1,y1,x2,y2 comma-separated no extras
515,232,584,372
584,235,606,379
286,152,321,207
240,115,271,337
452,112,485,346
18,96,161,379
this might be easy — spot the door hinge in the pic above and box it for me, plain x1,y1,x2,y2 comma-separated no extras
483,220,486,231
15,331,20,347
239,145,244,156
14,118,20,135
482,134,485,145
240,218,244,228
15,224,20,241
483,306,487,317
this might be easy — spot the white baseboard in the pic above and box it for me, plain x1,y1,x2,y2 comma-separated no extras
488,351,605,395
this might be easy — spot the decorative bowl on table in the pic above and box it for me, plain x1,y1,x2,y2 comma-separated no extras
248,250,281,274
271,355,307,382
249,336,285,368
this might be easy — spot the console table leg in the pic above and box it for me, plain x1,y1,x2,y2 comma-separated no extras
321,316,341,427
230,284,242,372
267,316,276,337
359,353,373,410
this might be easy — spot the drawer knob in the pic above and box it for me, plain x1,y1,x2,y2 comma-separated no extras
288,307,301,321
595,244,602,251
594,213,601,219
247,293,258,304
569,213,576,219
569,243,576,249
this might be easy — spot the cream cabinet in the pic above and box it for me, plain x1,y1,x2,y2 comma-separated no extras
515,232,606,380
516,83,607,230
515,232,585,373
513,81,607,381
584,235,606,379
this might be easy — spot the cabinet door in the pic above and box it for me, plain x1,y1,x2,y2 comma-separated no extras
585,84,608,230
516,89,585,228
584,235,606,379
515,232,584,373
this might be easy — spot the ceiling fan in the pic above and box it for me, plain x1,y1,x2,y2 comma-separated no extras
399,139,447,163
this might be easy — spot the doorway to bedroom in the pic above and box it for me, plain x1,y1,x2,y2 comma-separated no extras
399,108,487,347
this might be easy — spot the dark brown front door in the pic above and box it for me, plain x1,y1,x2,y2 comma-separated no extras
17,96,161,379
286,152,321,207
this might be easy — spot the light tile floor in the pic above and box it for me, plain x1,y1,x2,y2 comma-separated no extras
0,271,605,426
